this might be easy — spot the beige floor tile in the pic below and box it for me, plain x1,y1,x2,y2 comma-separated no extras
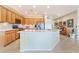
52,35,79,53
0,39,20,53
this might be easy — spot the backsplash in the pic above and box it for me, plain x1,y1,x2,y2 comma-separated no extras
0,23,12,30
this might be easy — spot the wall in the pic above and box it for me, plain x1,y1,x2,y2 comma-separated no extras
54,11,77,33
76,9,79,40
44,15,53,29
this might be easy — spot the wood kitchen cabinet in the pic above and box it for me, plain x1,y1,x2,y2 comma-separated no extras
0,6,2,22
21,17,25,25
0,6,7,23
11,30,16,41
19,16,22,23
1,7,7,22
16,32,19,39
11,12,16,24
6,10,12,23
15,29,19,39
25,19,29,25
15,15,25,24
4,31,12,46
25,18,43,25
0,6,25,23
29,19,34,25
4,30,16,46
25,18,33,25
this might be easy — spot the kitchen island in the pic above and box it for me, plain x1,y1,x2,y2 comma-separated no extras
20,30,60,52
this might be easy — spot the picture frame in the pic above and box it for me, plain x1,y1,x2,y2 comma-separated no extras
67,19,73,27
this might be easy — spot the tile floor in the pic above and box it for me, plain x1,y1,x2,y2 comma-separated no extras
52,35,79,53
0,39,20,53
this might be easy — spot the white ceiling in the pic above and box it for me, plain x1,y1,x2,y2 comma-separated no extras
6,5,79,19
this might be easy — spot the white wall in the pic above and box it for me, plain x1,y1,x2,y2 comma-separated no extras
44,15,54,29
76,9,79,40
54,11,77,33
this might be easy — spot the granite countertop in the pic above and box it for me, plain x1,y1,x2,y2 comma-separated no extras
19,29,59,32
0,29,16,31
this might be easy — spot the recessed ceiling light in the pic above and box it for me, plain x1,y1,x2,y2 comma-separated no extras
47,6,50,8
32,5,36,8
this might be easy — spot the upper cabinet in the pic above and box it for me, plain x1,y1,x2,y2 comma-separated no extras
1,7,7,22
25,18,43,25
6,10,12,23
22,18,25,25
0,6,25,24
15,14,25,25
11,12,15,24
0,6,2,22
20,17,25,25
25,19,29,25
0,6,7,23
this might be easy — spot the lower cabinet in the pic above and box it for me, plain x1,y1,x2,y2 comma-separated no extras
11,30,16,41
4,30,16,46
4,31,11,46
16,33,19,39
15,30,19,39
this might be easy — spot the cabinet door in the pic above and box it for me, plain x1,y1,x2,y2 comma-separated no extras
4,34,8,46
16,33,19,39
15,30,19,39
25,19,29,25
6,10,12,23
19,16,22,23
21,17,25,25
4,32,11,46
1,7,7,22
31,19,34,25
7,33,12,43
0,6,2,22
11,12,15,24
34,19,37,25
11,31,16,41
23,18,25,25
12,32,16,41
